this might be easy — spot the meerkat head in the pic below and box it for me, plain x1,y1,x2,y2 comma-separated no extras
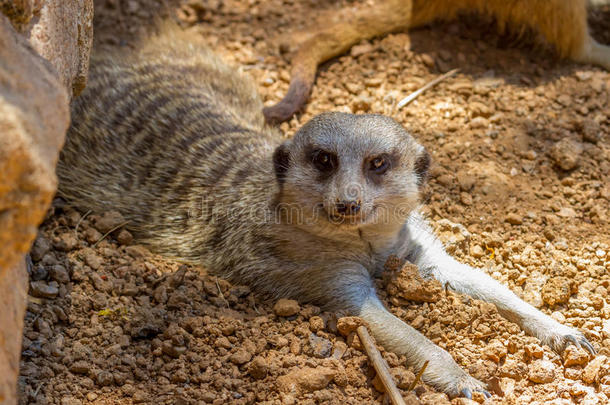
273,112,430,231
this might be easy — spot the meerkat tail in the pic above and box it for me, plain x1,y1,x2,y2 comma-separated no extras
262,0,412,124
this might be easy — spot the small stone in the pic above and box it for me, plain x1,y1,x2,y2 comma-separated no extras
470,116,489,129
273,299,300,317
83,249,102,270
96,370,114,386
483,340,507,363
505,213,523,225
86,393,98,401
60,397,82,405
161,341,186,358
562,345,590,367
69,360,91,375
550,138,583,171
542,277,573,307
350,42,374,57
580,119,601,143
277,366,335,394
125,245,150,258
248,356,268,379
332,341,348,360
93,211,126,234
308,333,332,358
30,235,51,261
229,348,252,365
30,281,59,298
116,229,133,245
49,264,70,284
309,316,325,332
53,233,78,252
582,355,606,384
336,317,365,337
529,359,556,383
470,245,484,259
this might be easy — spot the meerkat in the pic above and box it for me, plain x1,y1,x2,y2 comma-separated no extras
57,27,595,399
263,0,610,123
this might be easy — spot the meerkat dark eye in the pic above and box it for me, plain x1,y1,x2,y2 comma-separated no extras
311,149,337,172
369,155,389,174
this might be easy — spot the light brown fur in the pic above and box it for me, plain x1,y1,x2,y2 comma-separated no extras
263,0,610,123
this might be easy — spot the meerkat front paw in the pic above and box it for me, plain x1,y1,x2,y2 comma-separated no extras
423,350,491,399
546,325,596,355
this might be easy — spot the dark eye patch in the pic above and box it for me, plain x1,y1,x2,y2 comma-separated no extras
368,154,390,175
310,149,337,173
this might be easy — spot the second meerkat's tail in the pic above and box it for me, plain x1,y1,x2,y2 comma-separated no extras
264,0,610,125
262,0,412,125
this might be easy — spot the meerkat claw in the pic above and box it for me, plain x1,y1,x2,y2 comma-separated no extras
580,338,596,356
480,389,492,398
461,388,472,399
566,334,582,349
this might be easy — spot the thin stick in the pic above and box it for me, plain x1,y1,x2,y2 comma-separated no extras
396,68,459,109
408,360,429,391
357,325,406,405
93,221,130,248
74,210,91,238
216,277,229,308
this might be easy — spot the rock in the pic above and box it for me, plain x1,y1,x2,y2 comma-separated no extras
483,339,508,363
562,345,590,367
49,264,70,284
505,213,523,225
529,359,556,383
0,14,69,273
60,397,82,405
470,245,484,258
248,356,268,379
14,0,94,97
542,277,573,307
229,348,252,365
273,298,300,317
332,341,348,360
582,355,606,384
0,259,28,404
53,233,78,252
30,280,59,298
69,360,91,375
550,138,583,171
308,333,332,358
579,119,601,143
96,370,114,386
277,366,336,394
116,229,133,245
336,317,365,337
92,211,126,234
30,235,51,261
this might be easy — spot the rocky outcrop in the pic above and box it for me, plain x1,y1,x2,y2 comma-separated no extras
0,13,70,276
0,12,72,404
0,260,28,405
2,0,94,98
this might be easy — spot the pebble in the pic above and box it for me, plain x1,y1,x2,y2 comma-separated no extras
470,245,484,258
93,211,126,234
96,370,114,386
30,281,59,298
60,397,82,405
273,298,300,317
505,213,523,225
277,366,336,394
53,233,78,252
529,359,556,383
308,333,332,358
550,138,583,171
542,277,572,307
563,345,590,367
248,356,268,379
336,317,365,336
229,348,252,365
116,229,133,245
30,235,51,261
582,355,606,384
49,264,70,284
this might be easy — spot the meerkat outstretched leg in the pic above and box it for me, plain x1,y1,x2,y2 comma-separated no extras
402,213,596,355
263,0,412,124
290,264,490,398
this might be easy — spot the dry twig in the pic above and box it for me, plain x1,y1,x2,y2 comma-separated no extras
408,360,428,391
396,68,459,109
357,325,406,405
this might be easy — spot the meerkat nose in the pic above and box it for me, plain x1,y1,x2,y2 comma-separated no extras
336,200,361,216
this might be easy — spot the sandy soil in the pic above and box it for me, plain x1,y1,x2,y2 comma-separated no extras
19,0,610,404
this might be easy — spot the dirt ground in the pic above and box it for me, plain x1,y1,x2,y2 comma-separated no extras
19,0,610,404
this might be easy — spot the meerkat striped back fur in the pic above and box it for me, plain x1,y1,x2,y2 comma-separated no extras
58,28,283,281
58,26,596,399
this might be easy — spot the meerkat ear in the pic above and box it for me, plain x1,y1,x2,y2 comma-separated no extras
414,144,430,186
273,141,291,185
